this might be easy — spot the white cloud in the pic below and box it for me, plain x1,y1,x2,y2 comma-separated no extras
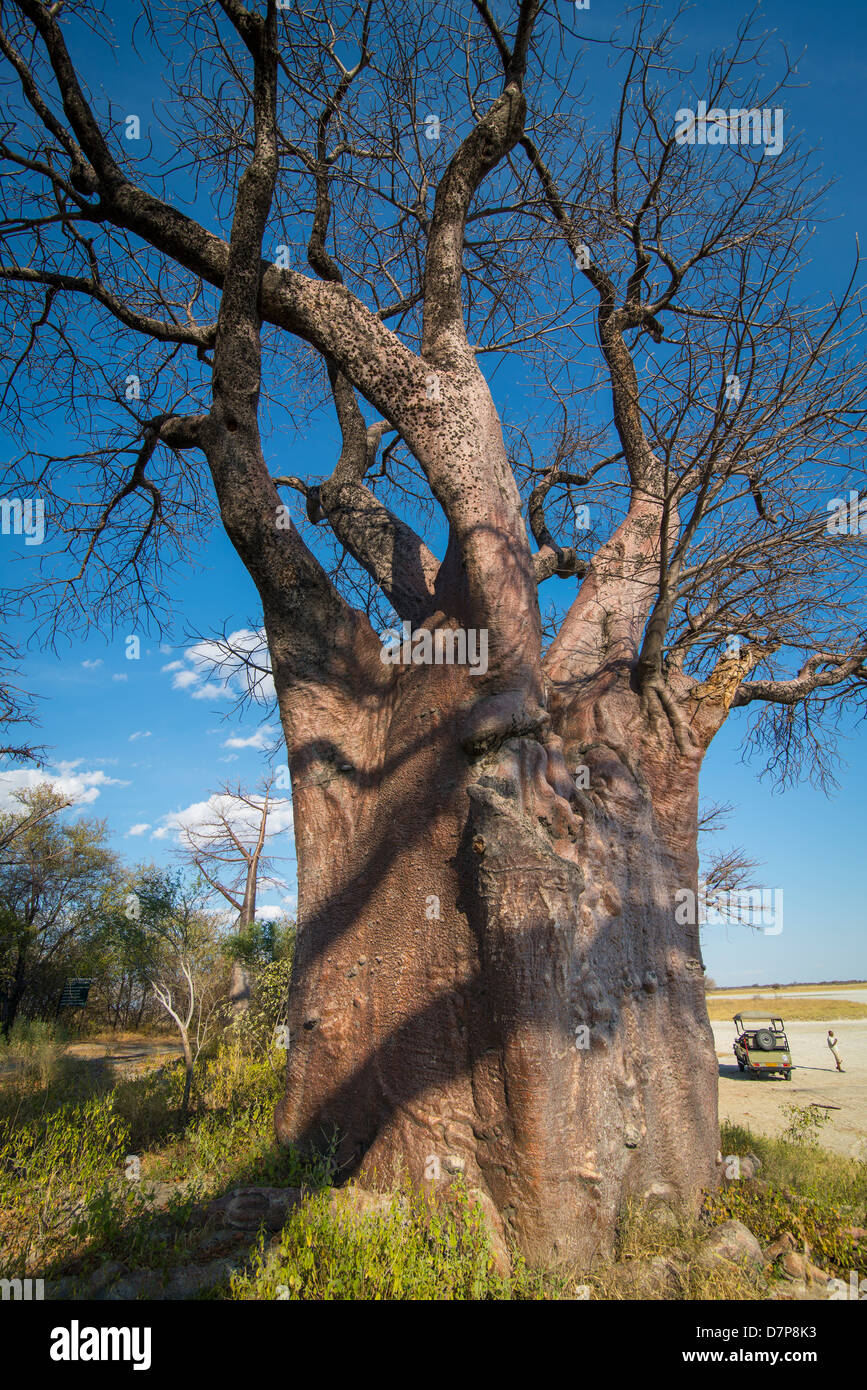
164,629,275,705
254,904,286,922
222,725,279,751
129,730,152,742
112,673,128,682
191,681,235,701
127,822,151,836
81,659,103,670
153,791,294,849
0,762,129,812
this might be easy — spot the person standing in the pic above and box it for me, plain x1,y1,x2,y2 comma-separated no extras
827,1030,845,1073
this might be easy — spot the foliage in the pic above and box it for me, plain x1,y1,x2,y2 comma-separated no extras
707,1119,867,1278
229,1181,542,1301
0,1088,131,1276
781,1103,832,1146
0,788,118,1031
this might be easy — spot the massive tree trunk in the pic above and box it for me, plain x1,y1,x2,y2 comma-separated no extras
190,0,727,1271
269,503,722,1268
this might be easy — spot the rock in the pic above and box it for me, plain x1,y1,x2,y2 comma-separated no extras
86,1261,126,1293
614,1255,682,1298
46,1277,76,1300
103,1270,165,1300
191,1228,251,1259
763,1231,797,1262
99,1258,241,1301
699,1220,764,1269
721,1153,762,1182
770,1277,837,1302
845,1226,867,1240
205,1186,304,1232
163,1259,239,1299
780,1251,807,1279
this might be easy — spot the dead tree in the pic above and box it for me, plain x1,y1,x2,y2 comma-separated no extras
173,774,287,1010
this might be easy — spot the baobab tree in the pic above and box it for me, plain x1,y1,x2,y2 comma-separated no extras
0,0,865,1265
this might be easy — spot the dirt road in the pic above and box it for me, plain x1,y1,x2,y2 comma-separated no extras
0,1035,183,1081
62,1038,184,1075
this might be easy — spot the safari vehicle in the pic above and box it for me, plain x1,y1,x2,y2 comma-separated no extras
732,1014,793,1079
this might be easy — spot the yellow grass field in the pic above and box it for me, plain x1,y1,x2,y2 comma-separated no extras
706,995,867,1022
710,981,867,995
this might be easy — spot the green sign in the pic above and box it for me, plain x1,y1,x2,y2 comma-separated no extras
58,978,94,1009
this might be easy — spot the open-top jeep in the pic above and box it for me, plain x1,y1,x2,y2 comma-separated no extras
732,1013,793,1079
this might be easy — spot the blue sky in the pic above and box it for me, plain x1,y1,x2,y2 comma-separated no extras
1,0,865,982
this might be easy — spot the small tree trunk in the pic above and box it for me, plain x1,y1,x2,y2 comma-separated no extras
179,1030,194,1119
2,951,27,1038
113,972,125,1030
229,958,251,1012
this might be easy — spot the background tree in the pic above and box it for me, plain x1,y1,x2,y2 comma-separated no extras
0,785,116,1032
0,632,46,764
0,0,865,1263
134,868,228,1117
171,774,290,1011
0,781,71,854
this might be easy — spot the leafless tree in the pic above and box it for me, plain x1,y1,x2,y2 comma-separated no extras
140,873,226,1116
0,634,46,763
0,0,865,1263
172,773,289,1009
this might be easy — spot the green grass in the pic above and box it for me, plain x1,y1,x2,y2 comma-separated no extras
228,1181,552,1301
708,1119,867,1277
0,1034,333,1281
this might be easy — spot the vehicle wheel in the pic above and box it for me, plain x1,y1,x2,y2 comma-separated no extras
785,1071,792,1081
755,1029,775,1051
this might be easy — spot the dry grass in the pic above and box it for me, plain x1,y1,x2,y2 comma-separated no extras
583,1201,766,1301
710,982,867,995
707,995,867,1022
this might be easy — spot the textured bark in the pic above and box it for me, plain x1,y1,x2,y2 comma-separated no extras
272,647,719,1267
269,479,721,1267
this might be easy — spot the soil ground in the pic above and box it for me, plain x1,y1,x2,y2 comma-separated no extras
0,1032,183,1079
712,988,867,1159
